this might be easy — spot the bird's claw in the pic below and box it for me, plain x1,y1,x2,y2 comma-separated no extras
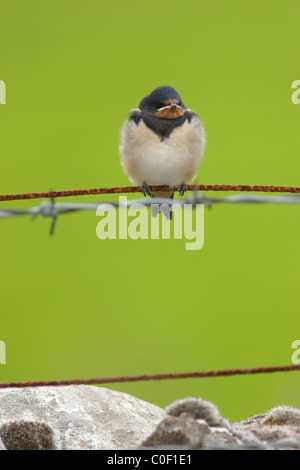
177,183,187,197
141,182,152,197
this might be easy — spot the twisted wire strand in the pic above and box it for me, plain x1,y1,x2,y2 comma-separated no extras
0,184,300,202
1,364,300,389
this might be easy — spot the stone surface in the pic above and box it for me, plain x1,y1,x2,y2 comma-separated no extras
0,385,165,450
1,387,300,450
0,421,55,450
142,397,300,450
166,397,228,427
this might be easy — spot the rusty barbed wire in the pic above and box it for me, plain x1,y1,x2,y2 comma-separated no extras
1,193,300,218
1,193,299,235
1,364,300,389
0,184,300,202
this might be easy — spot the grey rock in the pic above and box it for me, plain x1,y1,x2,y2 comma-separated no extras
0,385,165,450
262,405,300,427
142,397,300,450
143,397,233,449
0,421,55,450
2,387,300,450
0,436,6,450
166,397,228,427
143,413,209,448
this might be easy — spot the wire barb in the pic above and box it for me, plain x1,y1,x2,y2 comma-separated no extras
1,193,299,234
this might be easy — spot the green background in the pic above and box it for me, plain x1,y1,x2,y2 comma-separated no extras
0,0,299,421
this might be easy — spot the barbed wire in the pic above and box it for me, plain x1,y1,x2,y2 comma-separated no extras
1,193,299,235
0,364,299,389
0,183,300,202
1,193,300,218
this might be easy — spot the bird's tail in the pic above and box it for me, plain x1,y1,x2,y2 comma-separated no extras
151,191,174,220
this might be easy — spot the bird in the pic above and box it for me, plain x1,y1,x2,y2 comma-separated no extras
119,86,206,219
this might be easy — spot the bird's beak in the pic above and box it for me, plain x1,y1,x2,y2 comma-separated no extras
156,103,184,119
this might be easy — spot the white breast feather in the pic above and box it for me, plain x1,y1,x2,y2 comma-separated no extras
119,112,206,187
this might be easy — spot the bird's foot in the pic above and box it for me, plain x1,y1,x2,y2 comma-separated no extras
177,183,187,197
141,182,152,197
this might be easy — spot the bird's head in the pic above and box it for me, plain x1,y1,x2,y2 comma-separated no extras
139,86,185,119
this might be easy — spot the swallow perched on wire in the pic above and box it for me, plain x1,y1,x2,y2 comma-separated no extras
120,86,206,219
